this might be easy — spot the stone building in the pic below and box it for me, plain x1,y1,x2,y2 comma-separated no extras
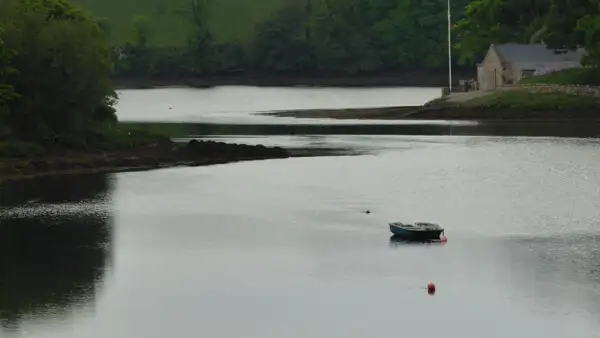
476,43,585,90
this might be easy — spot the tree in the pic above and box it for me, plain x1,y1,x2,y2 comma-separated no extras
543,0,590,50
0,27,18,113
247,0,471,74
307,0,381,73
132,15,150,47
1,0,117,142
249,2,314,72
1,4,19,126
576,2,600,67
542,0,600,68
186,0,215,73
454,0,551,64
453,0,600,69
97,17,111,39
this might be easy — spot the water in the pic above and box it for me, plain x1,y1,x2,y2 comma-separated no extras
2,87,600,338
115,86,443,124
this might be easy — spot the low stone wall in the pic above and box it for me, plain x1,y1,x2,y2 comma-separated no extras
506,84,600,97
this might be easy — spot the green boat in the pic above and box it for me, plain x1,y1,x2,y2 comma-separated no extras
388,221,444,241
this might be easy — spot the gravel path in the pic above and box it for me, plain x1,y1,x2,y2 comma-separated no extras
444,90,497,103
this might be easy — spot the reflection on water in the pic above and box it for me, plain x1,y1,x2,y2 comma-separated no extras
0,174,112,207
388,235,445,246
125,120,600,140
0,175,113,333
461,234,600,319
510,233,600,291
2,108,600,336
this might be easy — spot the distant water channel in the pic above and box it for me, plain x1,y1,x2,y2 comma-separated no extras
2,86,600,338
116,86,600,138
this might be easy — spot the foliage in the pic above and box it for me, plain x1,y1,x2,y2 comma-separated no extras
0,140,44,158
455,0,600,69
0,33,17,122
186,0,216,74
111,0,473,77
454,0,551,64
576,3,600,67
132,14,151,47
84,125,170,150
247,1,313,73
71,0,289,45
0,0,118,147
543,0,590,51
0,9,19,121
9,0,598,95
247,0,471,74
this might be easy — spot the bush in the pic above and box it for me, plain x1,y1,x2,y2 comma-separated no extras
1,0,117,141
0,141,45,158
87,126,171,150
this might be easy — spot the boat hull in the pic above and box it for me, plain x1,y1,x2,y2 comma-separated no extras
389,224,443,241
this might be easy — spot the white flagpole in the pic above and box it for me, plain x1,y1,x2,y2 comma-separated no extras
447,0,452,92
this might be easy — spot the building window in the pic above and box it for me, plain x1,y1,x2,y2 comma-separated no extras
520,69,535,78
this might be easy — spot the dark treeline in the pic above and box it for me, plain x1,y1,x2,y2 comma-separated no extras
110,0,600,80
111,0,472,79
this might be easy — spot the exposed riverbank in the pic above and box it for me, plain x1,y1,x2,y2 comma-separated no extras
264,85,600,121
112,71,474,89
0,138,338,183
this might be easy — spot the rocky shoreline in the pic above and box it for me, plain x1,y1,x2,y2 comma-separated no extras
264,86,600,121
265,105,600,120
263,106,418,120
0,139,304,183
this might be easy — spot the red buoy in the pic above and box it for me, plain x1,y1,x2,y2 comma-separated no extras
441,235,447,243
427,282,436,295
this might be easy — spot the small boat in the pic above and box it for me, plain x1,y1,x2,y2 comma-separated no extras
389,221,444,241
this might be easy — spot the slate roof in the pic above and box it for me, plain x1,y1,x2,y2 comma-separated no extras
493,43,585,63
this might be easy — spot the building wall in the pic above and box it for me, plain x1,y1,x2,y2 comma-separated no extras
477,47,583,88
477,46,504,90
509,61,581,83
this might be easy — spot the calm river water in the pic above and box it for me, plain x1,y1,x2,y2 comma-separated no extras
2,87,600,338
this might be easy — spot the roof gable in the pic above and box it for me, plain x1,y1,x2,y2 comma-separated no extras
477,44,499,66
492,43,585,63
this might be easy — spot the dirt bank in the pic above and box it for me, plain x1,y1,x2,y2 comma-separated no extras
263,106,418,120
264,85,600,121
264,104,600,121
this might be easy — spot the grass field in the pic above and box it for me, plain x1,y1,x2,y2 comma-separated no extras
72,0,291,46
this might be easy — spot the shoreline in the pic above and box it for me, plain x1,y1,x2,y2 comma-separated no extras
263,86,600,121
0,139,347,184
263,105,600,120
111,71,474,89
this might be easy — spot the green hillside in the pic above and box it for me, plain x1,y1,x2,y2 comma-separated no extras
72,0,290,46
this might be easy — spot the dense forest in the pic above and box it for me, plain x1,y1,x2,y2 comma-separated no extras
104,0,600,78
1,0,600,147
110,0,472,77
